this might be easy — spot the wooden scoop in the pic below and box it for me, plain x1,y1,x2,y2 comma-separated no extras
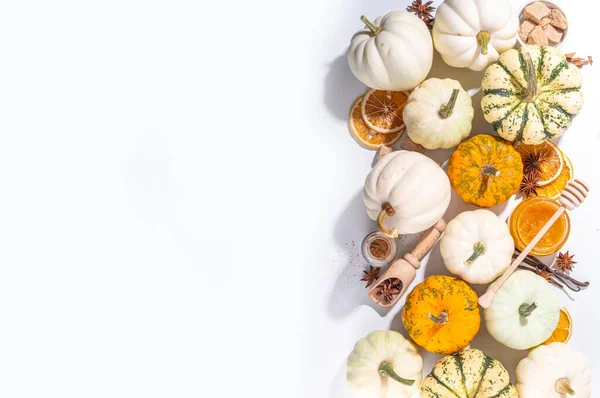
479,179,590,309
368,219,446,308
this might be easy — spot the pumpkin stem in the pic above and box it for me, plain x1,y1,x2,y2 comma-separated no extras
465,242,487,265
522,53,538,102
476,31,491,55
378,361,415,386
481,164,500,177
518,302,538,318
428,311,449,325
556,378,575,395
360,15,382,35
377,202,399,238
439,89,460,119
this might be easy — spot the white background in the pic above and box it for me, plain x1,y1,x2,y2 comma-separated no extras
0,0,597,397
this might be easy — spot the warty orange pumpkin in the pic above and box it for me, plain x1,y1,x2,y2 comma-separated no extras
448,134,523,208
402,275,480,355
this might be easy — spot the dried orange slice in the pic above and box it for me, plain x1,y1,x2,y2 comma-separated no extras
542,307,572,345
536,151,574,200
515,141,564,186
361,89,408,134
349,97,401,150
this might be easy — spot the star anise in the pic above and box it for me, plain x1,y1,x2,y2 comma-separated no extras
537,268,554,283
423,15,435,30
522,147,550,175
519,172,541,197
516,249,590,292
375,278,402,303
360,265,381,288
555,251,577,272
407,0,436,29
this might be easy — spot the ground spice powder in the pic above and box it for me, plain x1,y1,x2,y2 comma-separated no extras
369,238,390,259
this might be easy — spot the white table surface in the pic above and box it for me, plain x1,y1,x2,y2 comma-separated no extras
305,0,599,397
0,1,597,397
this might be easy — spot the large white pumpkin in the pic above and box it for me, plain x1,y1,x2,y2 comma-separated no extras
484,270,561,350
346,330,423,398
516,343,591,398
363,151,451,236
348,12,433,91
433,0,518,71
440,210,514,284
404,78,474,149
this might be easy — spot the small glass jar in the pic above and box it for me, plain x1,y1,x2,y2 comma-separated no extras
361,231,397,266
509,197,571,256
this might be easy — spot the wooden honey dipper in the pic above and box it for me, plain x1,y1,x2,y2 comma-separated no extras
368,219,446,308
479,179,590,308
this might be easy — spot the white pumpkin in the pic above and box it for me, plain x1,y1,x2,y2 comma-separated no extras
348,12,433,91
516,342,591,397
440,210,514,284
404,78,474,149
346,330,423,398
484,270,561,350
433,0,518,71
363,151,451,236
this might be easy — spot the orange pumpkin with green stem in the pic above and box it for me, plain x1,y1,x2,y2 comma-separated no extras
402,275,480,355
448,134,523,208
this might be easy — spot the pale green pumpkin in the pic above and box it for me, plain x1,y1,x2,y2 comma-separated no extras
346,330,423,398
485,270,561,350
481,45,583,145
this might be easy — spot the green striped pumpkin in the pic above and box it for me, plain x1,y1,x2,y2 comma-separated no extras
420,349,518,398
481,45,583,145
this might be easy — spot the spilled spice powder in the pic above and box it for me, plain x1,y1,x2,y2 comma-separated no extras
369,238,390,259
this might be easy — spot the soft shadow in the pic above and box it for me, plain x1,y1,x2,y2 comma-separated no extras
470,318,529,383
424,243,453,280
324,54,367,121
469,90,490,137
427,51,485,89
553,134,565,147
328,360,350,398
328,189,434,319
327,260,392,319
334,189,371,248
423,147,454,168
389,307,442,383
328,190,392,319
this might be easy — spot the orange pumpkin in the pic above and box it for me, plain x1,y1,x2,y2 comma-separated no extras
402,275,480,355
448,134,523,208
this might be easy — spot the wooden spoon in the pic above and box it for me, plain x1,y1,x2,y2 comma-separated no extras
479,179,590,309
368,219,446,308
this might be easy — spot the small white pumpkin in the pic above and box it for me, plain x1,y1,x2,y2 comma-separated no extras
484,270,561,350
440,210,514,284
346,330,423,398
433,0,518,71
516,342,591,397
363,151,451,236
348,12,433,91
404,78,474,149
